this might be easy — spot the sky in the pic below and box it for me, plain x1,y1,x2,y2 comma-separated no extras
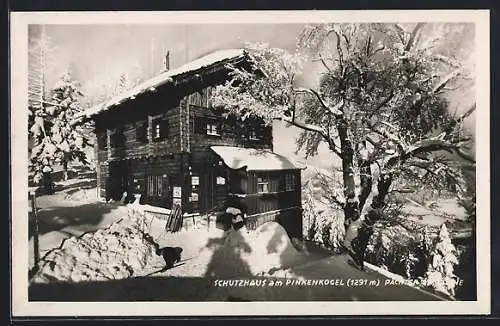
29,23,475,170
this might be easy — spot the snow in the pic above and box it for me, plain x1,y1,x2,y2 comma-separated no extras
80,49,248,119
31,217,162,283
211,146,305,171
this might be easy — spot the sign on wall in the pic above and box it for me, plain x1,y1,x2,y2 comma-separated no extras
173,186,182,198
191,193,199,202
216,176,225,185
191,176,199,186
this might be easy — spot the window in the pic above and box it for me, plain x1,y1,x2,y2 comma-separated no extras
147,175,168,197
110,128,125,148
152,118,169,141
136,121,148,144
285,173,297,191
194,116,221,136
206,122,220,136
257,176,270,193
248,127,264,140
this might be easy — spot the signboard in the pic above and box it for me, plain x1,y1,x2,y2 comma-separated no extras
191,176,199,186
191,193,199,202
216,177,225,185
173,198,182,206
173,186,182,198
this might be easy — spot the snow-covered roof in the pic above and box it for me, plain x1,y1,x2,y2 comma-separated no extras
79,49,248,119
211,146,306,171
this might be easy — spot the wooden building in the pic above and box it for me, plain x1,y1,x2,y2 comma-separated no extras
78,49,304,238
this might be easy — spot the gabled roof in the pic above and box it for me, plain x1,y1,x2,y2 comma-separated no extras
77,49,248,120
211,146,306,171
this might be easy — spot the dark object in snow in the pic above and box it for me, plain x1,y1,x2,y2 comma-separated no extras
152,241,183,270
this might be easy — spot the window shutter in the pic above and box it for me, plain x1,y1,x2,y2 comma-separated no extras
136,121,148,143
160,119,169,139
194,117,206,134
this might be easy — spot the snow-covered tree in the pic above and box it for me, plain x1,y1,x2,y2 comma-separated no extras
211,23,475,245
424,223,460,297
30,69,91,185
28,25,57,114
83,64,143,108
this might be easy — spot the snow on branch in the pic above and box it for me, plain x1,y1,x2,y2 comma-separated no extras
366,121,406,153
295,88,344,115
281,116,328,138
384,132,471,169
432,68,462,94
405,23,425,52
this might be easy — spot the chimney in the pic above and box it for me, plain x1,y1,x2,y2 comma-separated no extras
163,50,170,71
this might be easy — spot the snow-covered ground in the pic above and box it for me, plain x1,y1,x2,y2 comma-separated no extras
28,169,456,301
28,174,127,270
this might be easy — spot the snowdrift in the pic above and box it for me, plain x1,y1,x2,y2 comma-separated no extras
31,217,161,283
202,222,306,278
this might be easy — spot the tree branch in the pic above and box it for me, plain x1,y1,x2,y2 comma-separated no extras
325,28,344,75
368,90,394,119
384,134,471,169
281,116,328,137
456,103,476,125
312,53,333,72
394,24,407,44
432,68,462,93
434,54,461,68
366,121,406,153
295,87,344,115
405,23,425,52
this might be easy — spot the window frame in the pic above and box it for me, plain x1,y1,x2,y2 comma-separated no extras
257,176,270,194
206,121,220,136
285,173,297,191
151,117,168,142
147,175,169,197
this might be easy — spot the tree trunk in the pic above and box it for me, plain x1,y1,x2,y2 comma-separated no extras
42,172,54,195
63,160,69,181
365,172,393,224
335,115,360,227
357,141,372,212
350,172,393,267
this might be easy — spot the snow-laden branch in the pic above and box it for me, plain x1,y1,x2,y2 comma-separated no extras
324,28,344,74
393,25,407,47
405,23,425,52
295,87,344,115
384,132,472,170
368,91,394,119
281,116,327,137
434,54,462,68
456,103,476,125
366,121,406,153
432,68,462,94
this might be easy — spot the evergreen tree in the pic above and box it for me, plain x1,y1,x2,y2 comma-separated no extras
30,69,91,186
424,223,459,297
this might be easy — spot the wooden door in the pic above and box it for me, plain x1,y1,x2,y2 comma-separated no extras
201,170,215,213
109,160,128,201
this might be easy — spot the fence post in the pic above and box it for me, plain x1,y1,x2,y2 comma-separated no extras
30,191,40,272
